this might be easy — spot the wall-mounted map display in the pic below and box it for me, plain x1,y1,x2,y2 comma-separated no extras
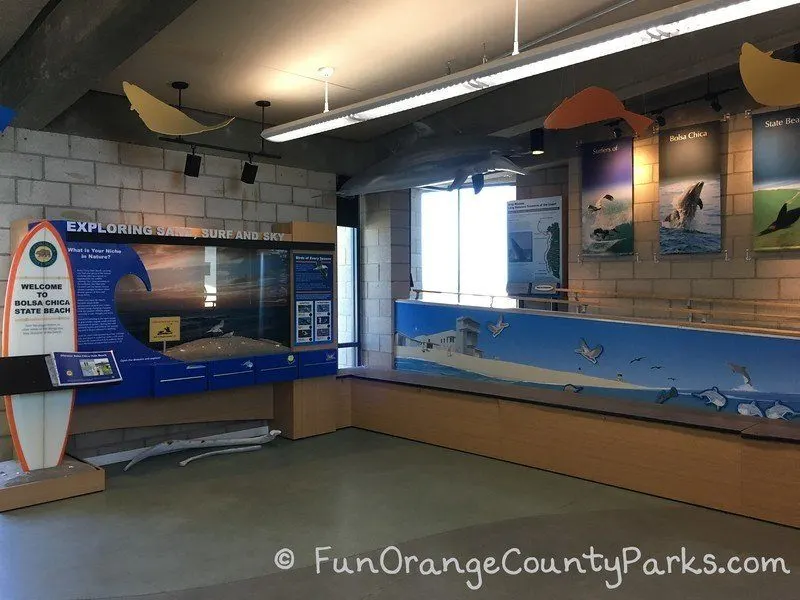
581,138,634,256
658,121,722,254
753,108,800,251
506,196,562,296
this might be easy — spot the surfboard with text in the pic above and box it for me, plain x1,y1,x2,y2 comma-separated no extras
2,221,77,471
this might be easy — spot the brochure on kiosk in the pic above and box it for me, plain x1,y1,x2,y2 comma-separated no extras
46,351,123,387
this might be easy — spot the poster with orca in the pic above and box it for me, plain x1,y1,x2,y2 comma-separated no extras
752,108,800,251
581,138,634,256
658,121,722,254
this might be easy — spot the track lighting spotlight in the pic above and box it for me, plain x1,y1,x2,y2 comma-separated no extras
184,146,201,177
710,95,722,113
655,113,666,127
241,154,258,184
530,128,545,155
612,127,623,139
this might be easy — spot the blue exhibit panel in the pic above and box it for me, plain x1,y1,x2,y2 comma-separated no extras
208,358,256,391
255,354,298,384
297,349,338,378
153,362,208,397
76,364,153,405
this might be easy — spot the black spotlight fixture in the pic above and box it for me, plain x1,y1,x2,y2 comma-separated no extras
612,127,623,139
241,154,258,184
530,128,545,155
655,113,667,128
184,145,201,177
709,94,723,113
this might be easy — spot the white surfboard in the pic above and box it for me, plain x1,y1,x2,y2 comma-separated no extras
2,221,77,471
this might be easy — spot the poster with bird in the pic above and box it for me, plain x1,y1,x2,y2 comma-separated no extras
658,121,722,254
752,108,800,251
580,138,634,256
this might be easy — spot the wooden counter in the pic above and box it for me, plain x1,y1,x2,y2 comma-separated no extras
336,369,799,528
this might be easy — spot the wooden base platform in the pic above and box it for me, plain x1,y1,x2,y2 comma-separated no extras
0,457,105,512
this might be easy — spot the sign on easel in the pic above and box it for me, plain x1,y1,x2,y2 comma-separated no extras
2,221,77,472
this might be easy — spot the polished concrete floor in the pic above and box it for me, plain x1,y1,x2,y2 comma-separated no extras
0,428,797,599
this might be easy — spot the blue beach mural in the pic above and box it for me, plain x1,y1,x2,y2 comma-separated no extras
394,301,799,422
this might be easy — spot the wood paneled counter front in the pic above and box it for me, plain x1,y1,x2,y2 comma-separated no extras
336,369,799,528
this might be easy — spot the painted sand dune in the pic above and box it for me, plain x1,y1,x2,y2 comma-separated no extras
396,346,652,390
165,336,288,361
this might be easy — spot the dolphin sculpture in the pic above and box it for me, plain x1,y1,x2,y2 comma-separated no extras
544,87,654,137
123,82,234,136
758,200,800,236
337,134,527,196
664,181,704,228
740,43,800,107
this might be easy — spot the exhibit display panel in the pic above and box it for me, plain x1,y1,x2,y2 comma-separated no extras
11,220,337,406
394,300,799,423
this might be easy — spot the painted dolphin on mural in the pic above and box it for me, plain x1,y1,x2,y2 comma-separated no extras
740,43,800,107
664,182,704,228
758,198,800,236
727,362,752,386
737,401,764,418
337,134,527,196
544,86,654,137
694,387,728,411
765,401,797,420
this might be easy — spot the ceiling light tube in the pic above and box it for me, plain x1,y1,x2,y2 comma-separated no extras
262,0,800,142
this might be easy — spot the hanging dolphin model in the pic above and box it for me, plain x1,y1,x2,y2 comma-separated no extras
337,134,527,196
664,181,704,228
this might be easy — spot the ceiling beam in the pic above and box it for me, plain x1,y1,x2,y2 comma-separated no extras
0,0,199,130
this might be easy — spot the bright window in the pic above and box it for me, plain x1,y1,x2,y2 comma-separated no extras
420,185,517,308
337,225,358,368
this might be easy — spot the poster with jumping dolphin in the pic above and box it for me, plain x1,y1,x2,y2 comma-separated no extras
506,196,563,296
658,121,722,254
752,108,800,251
580,138,634,256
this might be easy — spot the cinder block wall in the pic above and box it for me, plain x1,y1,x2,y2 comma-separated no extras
0,126,337,460
360,190,411,369
561,113,798,328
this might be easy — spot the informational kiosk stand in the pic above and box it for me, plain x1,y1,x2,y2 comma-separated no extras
0,221,106,511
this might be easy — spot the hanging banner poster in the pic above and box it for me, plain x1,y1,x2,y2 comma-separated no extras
658,121,722,254
753,108,800,251
507,196,562,296
292,253,334,345
581,138,634,256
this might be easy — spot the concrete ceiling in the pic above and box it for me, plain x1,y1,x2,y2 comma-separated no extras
0,0,50,62
98,0,689,140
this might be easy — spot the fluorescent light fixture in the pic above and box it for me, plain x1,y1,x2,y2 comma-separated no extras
262,0,800,142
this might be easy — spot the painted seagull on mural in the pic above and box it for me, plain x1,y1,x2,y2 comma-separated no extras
487,315,510,338
337,131,528,197
575,338,604,364
207,320,225,335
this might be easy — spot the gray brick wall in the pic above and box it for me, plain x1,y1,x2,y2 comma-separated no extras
360,190,411,369
0,127,337,460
